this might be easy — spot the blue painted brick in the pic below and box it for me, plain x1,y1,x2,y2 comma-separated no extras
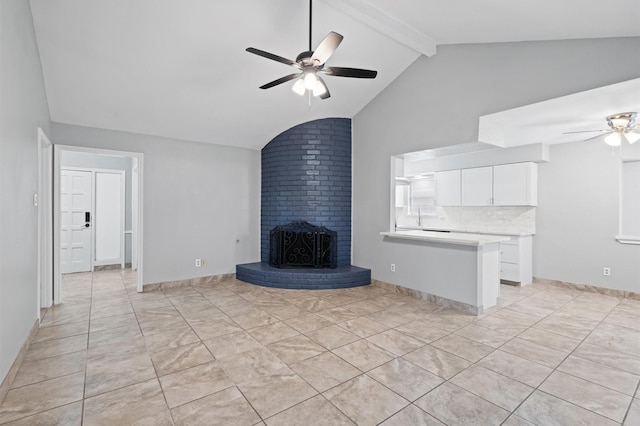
236,263,370,290
260,118,352,266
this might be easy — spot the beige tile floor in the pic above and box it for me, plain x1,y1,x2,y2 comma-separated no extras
0,269,639,425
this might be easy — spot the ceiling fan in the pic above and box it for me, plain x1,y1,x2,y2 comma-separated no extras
564,112,640,146
245,0,377,100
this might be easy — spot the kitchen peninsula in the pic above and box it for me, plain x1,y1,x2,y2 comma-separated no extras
386,144,546,314
380,230,510,314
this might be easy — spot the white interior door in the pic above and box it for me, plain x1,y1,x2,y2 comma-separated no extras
94,171,125,266
60,169,92,274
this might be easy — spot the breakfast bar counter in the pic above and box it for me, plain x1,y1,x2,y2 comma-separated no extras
380,230,511,314
380,230,510,246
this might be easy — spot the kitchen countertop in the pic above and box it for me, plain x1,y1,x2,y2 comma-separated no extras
380,230,511,247
395,226,534,237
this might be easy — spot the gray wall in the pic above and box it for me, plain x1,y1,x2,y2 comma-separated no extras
0,0,51,384
535,140,640,292
52,123,261,285
60,151,133,263
353,37,640,292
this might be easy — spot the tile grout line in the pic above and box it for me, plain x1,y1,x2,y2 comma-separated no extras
415,286,632,425
498,290,597,422
154,283,212,422
296,300,449,424
536,296,637,424
81,271,94,426
493,291,631,425
168,281,282,422
73,272,92,426
84,270,150,420
206,283,391,423
307,286,540,423
621,380,640,425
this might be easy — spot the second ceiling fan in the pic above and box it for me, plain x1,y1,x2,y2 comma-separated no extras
563,112,640,146
246,0,377,99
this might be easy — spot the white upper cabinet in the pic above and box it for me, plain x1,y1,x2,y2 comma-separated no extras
493,162,538,206
435,170,461,206
458,163,537,206
461,166,493,206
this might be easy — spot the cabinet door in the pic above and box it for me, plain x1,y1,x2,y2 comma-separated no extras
435,170,461,206
461,167,493,206
493,162,537,206
500,243,519,263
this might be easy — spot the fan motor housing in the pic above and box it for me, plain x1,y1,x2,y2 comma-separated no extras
607,112,637,131
296,51,316,65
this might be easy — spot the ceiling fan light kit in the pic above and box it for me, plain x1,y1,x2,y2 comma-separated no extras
246,0,377,100
604,132,622,147
608,130,640,145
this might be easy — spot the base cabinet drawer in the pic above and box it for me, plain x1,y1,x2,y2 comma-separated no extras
498,235,533,285
500,262,520,282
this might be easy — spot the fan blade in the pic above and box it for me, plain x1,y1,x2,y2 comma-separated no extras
584,131,611,142
259,73,302,90
246,48,300,68
316,75,330,100
562,129,606,135
323,67,377,79
311,32,343,65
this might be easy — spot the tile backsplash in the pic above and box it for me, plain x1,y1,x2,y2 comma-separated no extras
396,206,536,235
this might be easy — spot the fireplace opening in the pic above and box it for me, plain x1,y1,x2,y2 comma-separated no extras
269,221,337,269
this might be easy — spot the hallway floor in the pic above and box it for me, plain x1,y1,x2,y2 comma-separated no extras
0,270,638,425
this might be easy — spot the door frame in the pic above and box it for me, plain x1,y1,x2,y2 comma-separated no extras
37,128,53,317
53,145,144,303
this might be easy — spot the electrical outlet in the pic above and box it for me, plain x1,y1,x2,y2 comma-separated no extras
390,264,396,272
201,258,206,266
195,258,202,267
603,267,611,276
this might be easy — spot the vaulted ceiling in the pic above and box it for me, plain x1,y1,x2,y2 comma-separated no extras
29,0,640,149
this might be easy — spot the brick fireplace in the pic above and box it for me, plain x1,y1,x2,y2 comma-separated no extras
236,118,370,289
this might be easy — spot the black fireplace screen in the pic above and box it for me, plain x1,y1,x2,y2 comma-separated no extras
269,221,337,269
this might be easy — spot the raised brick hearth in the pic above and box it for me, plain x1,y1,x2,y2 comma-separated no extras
236,262,371,289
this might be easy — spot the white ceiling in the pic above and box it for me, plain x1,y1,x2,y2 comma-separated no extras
363,0,640,45
29,0,640,150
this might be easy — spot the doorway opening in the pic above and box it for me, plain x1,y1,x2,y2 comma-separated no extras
52,145,144,304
